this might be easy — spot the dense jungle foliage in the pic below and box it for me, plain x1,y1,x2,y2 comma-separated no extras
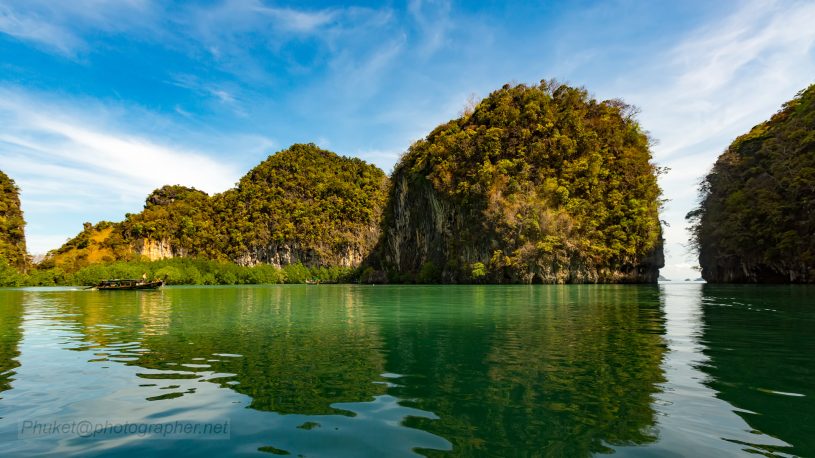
41,144,388,274
687,84,815,282
377,81,664,283
218,143,389,262
0,171,28,280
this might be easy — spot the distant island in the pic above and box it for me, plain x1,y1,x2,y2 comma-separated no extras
0,80,677,286
687,84,815,283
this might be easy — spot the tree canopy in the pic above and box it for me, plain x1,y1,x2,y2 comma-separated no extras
377,81,664,283
0,171,28,271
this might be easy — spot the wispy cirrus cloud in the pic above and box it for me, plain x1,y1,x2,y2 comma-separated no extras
408,0,453,57
0,86,245,253
616,0,815,279
650,0,815,159
234,1,338,34
0,4,82,56
0,0,345,62
0,0,159,56
187,0,338,36
167,73,246,115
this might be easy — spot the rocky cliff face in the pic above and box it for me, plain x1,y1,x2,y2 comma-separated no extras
697,258,810,284
372,82,664,284
687,84,815,283
133,238,187,261
133,237,371,268
380,169,663,284
233,242,369,268
0,171,28,269
381,174,481,280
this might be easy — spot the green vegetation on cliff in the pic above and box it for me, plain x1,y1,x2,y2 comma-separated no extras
124,185,217,257
42,144,388,273
217,144,389,265
375,81,664,283
687,84,815,283
0,171,28,285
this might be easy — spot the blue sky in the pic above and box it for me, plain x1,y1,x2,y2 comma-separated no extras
1,0,814,279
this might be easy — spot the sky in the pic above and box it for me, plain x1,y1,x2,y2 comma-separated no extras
0,0,814,280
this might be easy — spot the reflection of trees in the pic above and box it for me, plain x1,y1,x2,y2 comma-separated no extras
140,287,387,414
0,291,24,400
54,286,387,416
45,290,151,350
700,285,815,456
382,286,667,457
45,285,668,455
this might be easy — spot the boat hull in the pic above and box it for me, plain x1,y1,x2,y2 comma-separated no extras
95,280,165,290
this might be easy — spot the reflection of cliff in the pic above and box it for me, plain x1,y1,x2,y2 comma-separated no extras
48,291,156,350
0,291,24,399
382,286,667,456
49,285,668,455
56,286,387,416
699,286,815,456
162,287,385,415
138,291,171,336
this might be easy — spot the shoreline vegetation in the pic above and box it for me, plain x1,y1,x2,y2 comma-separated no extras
1,258,354,287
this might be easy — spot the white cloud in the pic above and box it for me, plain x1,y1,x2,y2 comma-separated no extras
619,0,815,280
0,4,82,55
183,0,340,56
199,0,337,34
26,234,76,254
253,4,337,33
408,0,453,56
167,73,245,115
0,87,244,253
0,0,159,56
355,149,402,172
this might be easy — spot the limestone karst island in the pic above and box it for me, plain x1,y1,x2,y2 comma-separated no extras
1,1,814,457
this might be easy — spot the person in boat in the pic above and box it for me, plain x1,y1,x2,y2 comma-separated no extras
142,272,147,283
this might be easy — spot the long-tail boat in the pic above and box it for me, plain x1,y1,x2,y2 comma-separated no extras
92,279,165,290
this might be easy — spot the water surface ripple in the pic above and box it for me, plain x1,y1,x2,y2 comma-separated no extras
0,284,812,456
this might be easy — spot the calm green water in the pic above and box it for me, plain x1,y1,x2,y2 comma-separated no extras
0,284,812,457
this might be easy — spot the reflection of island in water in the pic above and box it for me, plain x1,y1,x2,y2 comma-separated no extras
52,286,388,415
379,286,667,456
138,287,388,415
0,291,24,401
52,285,667,456
699,285,815,457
